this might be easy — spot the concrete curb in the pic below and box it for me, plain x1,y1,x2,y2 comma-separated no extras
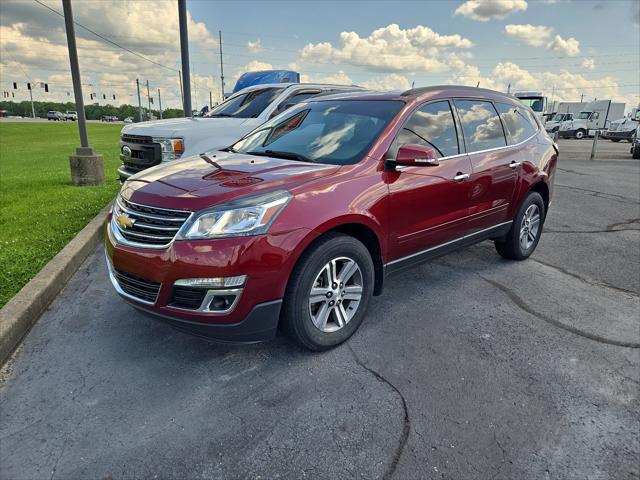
0,204,110,365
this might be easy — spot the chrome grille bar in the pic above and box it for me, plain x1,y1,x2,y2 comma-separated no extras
111,195,191,248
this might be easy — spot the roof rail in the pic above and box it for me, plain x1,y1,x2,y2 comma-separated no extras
400,84,506,97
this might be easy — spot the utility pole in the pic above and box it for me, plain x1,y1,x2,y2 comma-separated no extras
219,30,225,101
178,0,192,117
178,70,184,114
146,80,151,117
209,91,212,109
62,0,104,186
28,84,35,118
580,93,585,103
158,88,163,119
136,78,143,122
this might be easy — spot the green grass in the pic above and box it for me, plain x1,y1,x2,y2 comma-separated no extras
0,122,122,307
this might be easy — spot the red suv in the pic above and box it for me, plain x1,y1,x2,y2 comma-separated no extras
105,86,557,350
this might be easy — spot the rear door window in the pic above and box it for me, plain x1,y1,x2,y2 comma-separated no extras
392,100,459,158
495,103,538,144
454,100,507,152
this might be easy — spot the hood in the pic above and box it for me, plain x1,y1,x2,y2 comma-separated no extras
121,116,251,137
121,151,339,211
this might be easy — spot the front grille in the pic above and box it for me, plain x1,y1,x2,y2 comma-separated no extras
170,286,208,310
121,134,154,144
114,269,161,303
112,196,191,248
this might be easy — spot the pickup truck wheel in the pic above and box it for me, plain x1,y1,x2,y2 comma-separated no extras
495,191,545,261
575,129,586,139
611,138,620,143
281,233,374,351
633,146,640,159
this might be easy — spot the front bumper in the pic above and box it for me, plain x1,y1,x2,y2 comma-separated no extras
104,213,311,342
601,130,635,140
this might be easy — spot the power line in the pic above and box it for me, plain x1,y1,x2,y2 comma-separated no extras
32,0,178,72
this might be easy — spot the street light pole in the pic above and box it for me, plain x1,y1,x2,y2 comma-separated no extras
62,0,104,186
158,88,163,119
146,80,151,117
178,0,192,117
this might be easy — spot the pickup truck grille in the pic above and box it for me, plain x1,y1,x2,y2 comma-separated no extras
113,269,161,303
120,134,161,173
121,134,154,144
112,196,191,248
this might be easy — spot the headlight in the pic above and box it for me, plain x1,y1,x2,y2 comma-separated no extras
153,137,184,162
179,190,292,239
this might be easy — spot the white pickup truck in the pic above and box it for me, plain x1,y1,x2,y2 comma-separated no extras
117,83,360,180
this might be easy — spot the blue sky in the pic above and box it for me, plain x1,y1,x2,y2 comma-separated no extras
1,0,638,109
186,0,639,102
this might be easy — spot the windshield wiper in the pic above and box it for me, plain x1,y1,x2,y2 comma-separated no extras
246,150,314,163
207,113,234,118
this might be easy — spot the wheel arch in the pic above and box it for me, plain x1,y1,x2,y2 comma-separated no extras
529,180,550,213
287,217,386,297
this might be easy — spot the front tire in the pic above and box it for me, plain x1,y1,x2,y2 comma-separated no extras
575,129,586,140
495,191,545,260
281,233,374,351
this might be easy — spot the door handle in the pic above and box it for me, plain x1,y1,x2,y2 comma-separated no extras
509,161,521,169
453,173,470,182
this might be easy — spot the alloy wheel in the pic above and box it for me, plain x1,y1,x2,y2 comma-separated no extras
308,256,363,333
519,204,541,251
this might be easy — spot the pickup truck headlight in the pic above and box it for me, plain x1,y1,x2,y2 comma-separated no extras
179,191,292,239
153,137,184,162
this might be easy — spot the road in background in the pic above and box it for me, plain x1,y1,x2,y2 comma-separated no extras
1,143,639,479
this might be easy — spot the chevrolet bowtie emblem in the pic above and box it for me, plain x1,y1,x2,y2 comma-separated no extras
116,213,135,230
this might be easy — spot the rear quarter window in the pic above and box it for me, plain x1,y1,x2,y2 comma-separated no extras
495,103,538,144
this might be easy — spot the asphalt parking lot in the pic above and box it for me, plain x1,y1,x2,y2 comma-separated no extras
1,139,638,480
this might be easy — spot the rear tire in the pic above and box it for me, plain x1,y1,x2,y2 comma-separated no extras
611,139,620,143
633,146,640,159
495,191,545,260
281,233,374,351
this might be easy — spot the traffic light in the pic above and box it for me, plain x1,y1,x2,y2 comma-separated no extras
12,82,17,89
44,83,49,92
27,83,31,90
113,94,116,100
103,93,106,100
150,97,154,104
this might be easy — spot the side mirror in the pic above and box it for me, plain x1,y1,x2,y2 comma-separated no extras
395,144,439,167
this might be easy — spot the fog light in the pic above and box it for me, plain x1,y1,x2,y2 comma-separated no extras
208,294,237,311
174,276,246,288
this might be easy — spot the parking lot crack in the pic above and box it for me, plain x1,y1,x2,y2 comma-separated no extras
347,344,410,480
530,258,639,298
555,184,639,205
479,275,640,349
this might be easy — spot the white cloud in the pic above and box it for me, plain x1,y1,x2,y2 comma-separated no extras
504,24,553,46
247,39,263,54
547,34,580,56
0,0,219,109
300,70,354,85
455,0,528,21
361,74,411,91
298,24,473,74
582,58,595,70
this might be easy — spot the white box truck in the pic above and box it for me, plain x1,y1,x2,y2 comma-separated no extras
558,100,625,139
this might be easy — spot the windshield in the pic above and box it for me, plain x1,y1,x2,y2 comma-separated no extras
205,87,285,118
518,97,544,112
231,100,404,165
578,111,591,120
